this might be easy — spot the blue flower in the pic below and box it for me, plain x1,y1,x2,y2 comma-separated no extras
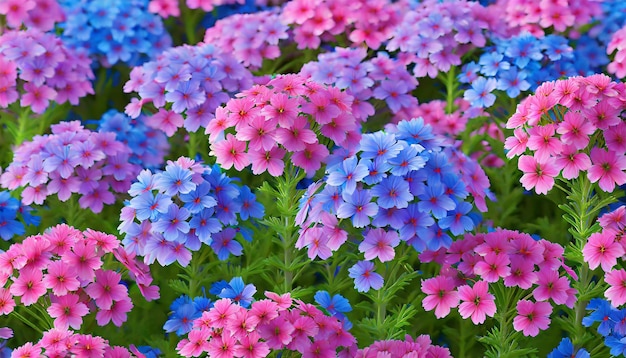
163,295,201,336
547,338,590,358
417,183,456,219
314,290,352,315
438,201,474,236
359,132,403,162
155,164,195,196
218,277,257,308
180,183,217,214
478,52,510,77
387,143,426,177
371,175,413,209
326,156,369,195
337,189,378,228
496,67,530,98
237,186,264,220
129,192,172,221
464,77,497,108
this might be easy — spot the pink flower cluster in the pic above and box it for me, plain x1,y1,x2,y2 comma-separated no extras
12,329,145,358
148,0,252,18
1,121,140,213
203,10,288,70
500,0,602,35
505,74,626,194
354,335,452,357
0,225,159,335
208,74,361,177
0,0,64,31
420,229,576,335
0,29,94,113
387,0,506,79
607,26,626,79
281,0,408,50
300,48,418,116
584,206,626,307
176,293,356,357
124,44,254,136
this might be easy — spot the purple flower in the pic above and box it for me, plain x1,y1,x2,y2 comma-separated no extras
189,208,221,244
348,260,384,293
151,205,190,241
337,188,378,228
179,182,216,214
210,228,243,260
417,183,456,219
218,277,256,308
155,163,195,196
129,192,172,221
42,145,80,179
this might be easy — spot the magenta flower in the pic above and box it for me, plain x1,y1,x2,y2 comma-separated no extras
512,300,552,337
457,281,496,324
421,276,459,318
474,253,511,283
9,267,46,306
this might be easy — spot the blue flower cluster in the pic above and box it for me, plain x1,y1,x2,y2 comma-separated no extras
460,33,595,108
297,118,480,256
59,0,172,66
164,277,256,336
0,191,39,241
582,298,626,356
98,109,170,170
119,158,263,266
589,0,626,46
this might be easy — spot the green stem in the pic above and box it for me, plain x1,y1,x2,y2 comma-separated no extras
11,309,44,334
445,67,457,114
15,107,32,146
376,288,385,329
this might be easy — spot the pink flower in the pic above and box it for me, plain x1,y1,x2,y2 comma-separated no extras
533,269,571,305
95,297,133,327
504,256,538,289
233,331,270,358
291,143,329,177
178,328,211,357
10,267,46,306
605,269,626,306
588,147,626,192
258,316,294,349
206,333,237,358
145,109,184,137
457,281,496,324
554,145,591,180
474,253,511,282
248,146,286,177
42,260,80,296
0,288,15,315
62,240,102,280
582,231,625,271
518,155,559,195
48,293,89,330
556,111,594,150
358,228,399,262
504,128,529,158
210,133,250,171
84,270,128,309
526,124,562,162
513,300,552,337
206,298,240,329
421,276,459,318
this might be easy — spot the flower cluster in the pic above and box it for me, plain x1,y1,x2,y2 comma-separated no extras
504,74,626,194
0,225,159,336
387,0,507,79
11,330,149,357
203,10,288,70
1,121,140,213
583,298,626,356
164,277,255,336
0,191,39,241
300,48,418,117
124,43,254,135
208,74,361,177
148,0,255,18
98,109,170,169
420,228,577,332
501,0,602,35
176,292,356,357
295,118,493,291
459,33,593,109
119,157,263,267
0,29,94,113
0,0,64,31
355,335,452,358
607,26,626,79
59,0,172,66
281,0,408,50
